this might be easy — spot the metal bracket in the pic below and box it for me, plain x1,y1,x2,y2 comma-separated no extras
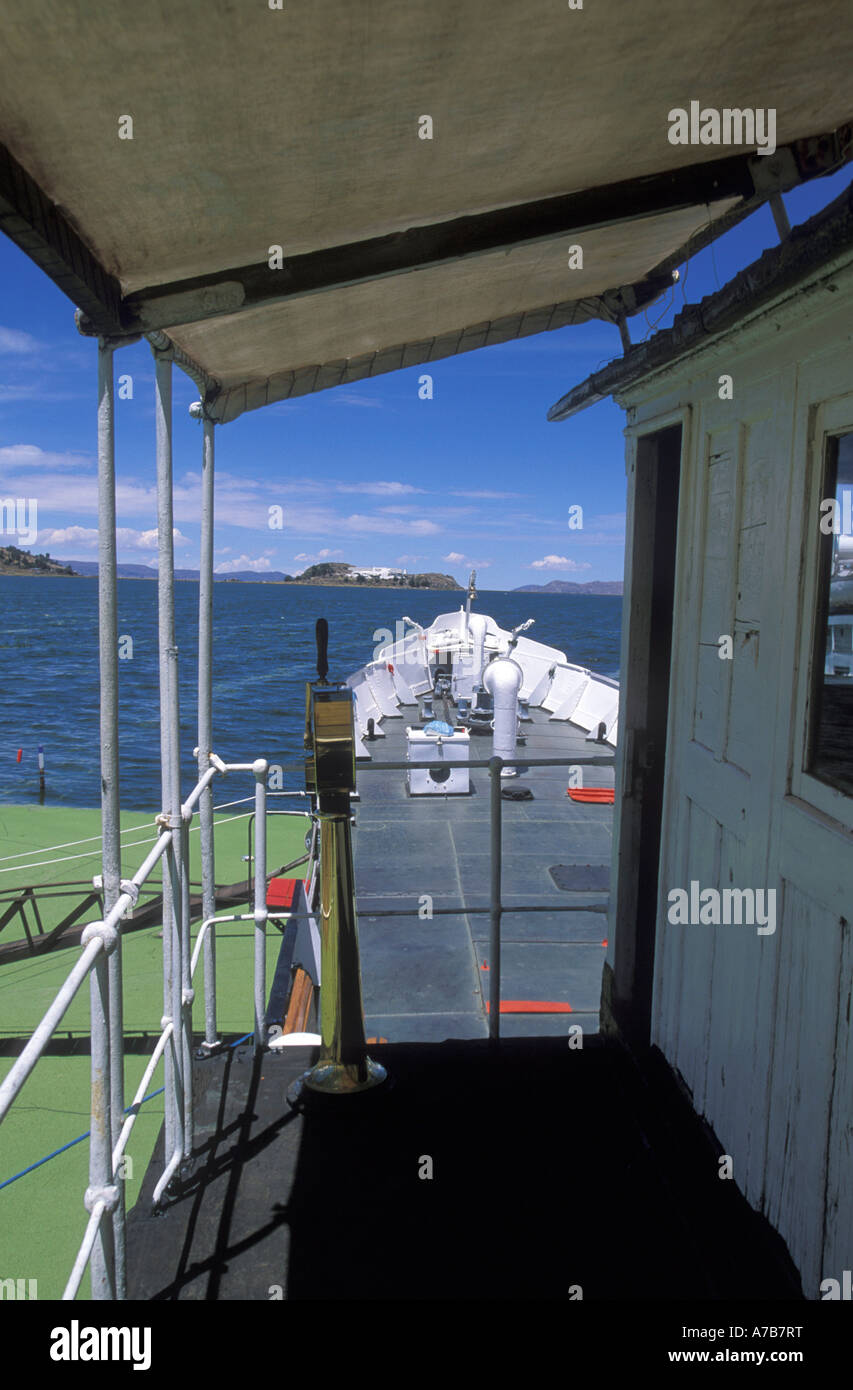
81,921,119,956
747,146,800,198
84,1183,120,1214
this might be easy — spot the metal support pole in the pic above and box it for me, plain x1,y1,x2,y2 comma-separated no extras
154,348,184,1174
167,647,186,1162
95,338,123,1297
253,761,268,1056
88,943,116,1298
488,756,503,1042
180,818,193,1156
197,413,218,1049
770,191,791,241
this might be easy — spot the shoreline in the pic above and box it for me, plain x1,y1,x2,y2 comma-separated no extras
0,572,622,593
0,572,463,589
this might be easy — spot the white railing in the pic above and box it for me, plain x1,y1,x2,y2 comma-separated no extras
0,753,298,1300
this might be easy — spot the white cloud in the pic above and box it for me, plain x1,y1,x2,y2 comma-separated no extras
41,525,188,553
215,555,274,574
0,457,439,544
0,327,40,355
39,526,99,548
336,481,424,496
449,490,523,500
291,547,344,566
529,555,593,571
0,443,90,470
342,513,439,535
329,392,384,409
442,551,492,569
128,528,189,551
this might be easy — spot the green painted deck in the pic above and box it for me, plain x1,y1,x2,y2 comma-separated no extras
0,801,308,1298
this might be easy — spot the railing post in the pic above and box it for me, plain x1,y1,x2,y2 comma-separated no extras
165,653,186,1166
488,755,503,1042
86,930,117,1298
195,407,218,1051
180,818,193,1156
95,336,125,1297
253,761,268,1056
154,346,184,1176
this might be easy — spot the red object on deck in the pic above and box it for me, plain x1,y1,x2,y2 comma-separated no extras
266,877,298,910
485,1001,573,1014
387,662,394,673
567,787,615,803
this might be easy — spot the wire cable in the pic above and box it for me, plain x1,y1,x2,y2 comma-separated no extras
0,1032,254,1191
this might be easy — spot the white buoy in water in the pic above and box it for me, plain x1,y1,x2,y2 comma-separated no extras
483,657,523,776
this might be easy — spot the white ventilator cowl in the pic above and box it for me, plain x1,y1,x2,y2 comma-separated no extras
483,657,523,776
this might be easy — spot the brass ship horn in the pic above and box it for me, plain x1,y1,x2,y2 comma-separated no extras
295,619,386,1096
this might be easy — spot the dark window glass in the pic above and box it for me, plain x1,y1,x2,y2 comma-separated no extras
808,433,853,796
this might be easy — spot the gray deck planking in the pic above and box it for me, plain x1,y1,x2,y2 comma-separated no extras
353,700,613,1042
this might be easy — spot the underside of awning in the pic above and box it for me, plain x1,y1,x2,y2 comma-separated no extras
1,1,851,422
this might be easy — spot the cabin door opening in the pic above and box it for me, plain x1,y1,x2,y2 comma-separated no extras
606,422,682,1048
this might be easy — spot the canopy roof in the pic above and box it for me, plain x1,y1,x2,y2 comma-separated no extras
1,1,851,421
546,179,853,421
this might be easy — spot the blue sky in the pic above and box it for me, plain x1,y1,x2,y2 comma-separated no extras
1,165,850,591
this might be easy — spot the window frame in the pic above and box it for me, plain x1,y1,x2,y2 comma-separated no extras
791,393,853,824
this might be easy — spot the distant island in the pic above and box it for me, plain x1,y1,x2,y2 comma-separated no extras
275,562,461,590
1,548,616,593
513,579,623,595
1,549,461,590
0,544,75,577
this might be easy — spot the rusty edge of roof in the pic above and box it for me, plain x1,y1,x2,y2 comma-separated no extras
546,176,853,422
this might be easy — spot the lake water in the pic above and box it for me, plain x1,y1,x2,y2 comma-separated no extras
0,577,621,809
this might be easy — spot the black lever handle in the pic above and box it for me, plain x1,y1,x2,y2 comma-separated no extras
315,617,329,683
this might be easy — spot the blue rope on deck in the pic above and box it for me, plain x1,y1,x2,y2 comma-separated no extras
0,1031,254,1191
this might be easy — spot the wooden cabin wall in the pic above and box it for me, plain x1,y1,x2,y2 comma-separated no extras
626,287,853,1299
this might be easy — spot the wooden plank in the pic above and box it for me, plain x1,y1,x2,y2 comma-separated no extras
669,800,720,1114
652,793,690,1064
822,914,853,1293
764,879,842,1297
693,438,737,755
283,968,314,1035
703,828,776,1211
683,741,751,828
726,620,762,773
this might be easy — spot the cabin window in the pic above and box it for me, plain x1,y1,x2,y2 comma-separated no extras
806,431,853,796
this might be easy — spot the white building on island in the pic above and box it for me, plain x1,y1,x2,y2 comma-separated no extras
347,565,407,580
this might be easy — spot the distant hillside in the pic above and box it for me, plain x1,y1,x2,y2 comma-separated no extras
0,544,75,576
62,558,461,588
66,560,295,582
513,579,623,595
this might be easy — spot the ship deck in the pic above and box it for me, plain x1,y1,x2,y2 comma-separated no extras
125,1036,802,1300
353,698,615,1040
